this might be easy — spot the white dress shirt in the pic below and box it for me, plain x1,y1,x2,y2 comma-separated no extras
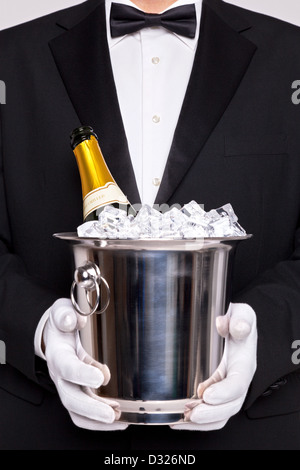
106,0,202,206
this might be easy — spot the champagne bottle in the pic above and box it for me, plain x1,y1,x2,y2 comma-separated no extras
70,126,133,221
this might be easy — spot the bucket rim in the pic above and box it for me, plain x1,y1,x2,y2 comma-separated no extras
53,232,252,250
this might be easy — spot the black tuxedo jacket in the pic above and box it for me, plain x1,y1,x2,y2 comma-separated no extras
1,0,300,436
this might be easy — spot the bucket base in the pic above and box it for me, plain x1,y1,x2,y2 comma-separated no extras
116,398,192,425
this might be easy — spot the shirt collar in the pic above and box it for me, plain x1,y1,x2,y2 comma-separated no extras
106,0,202,50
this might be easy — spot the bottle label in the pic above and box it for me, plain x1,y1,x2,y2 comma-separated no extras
83,182,129,219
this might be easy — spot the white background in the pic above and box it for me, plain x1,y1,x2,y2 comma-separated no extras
0,0,300,31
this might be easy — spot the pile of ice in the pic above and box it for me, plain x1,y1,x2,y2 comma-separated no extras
77,201,247,239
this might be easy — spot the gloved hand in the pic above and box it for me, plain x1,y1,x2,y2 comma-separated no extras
43,298,128,431
171,303,257,431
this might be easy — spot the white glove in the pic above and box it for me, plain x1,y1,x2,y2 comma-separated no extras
171,303,257,431
43,298,128,431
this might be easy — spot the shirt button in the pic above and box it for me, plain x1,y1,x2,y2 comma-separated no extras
152,57,160,65
152,177,161,187
152,115,160,123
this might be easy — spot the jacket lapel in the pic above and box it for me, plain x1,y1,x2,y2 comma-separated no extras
49,0,141,205
155,0,257,204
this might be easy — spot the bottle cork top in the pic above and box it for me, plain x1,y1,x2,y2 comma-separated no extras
70,126,99,150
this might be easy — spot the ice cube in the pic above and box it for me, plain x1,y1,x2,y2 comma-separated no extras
181,201,206,218
77,221,107,238
215,203,238,223
133,205,162,238
206,203,246,237
77,201,247,239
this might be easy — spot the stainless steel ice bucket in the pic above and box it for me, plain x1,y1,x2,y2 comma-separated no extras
54,233,251,425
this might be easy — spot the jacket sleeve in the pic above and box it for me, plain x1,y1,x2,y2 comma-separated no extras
234,222,300,409
0,107,59,385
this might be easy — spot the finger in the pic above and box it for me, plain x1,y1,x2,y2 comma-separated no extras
51,299,78,333
51,298,88,332
189,398,243,425
76,334,111,386
184,399,203,420
51,350,104,388
216,314,230,338
69,411,128,431
56,378,116,424
83,386,122,420
56,312,78,332
197,357,227,398
229,317,251,341
229,303,256,341
202,375,248,405
76,314,88,331
196,368,224,398
170,419,228,432
83,357,111,386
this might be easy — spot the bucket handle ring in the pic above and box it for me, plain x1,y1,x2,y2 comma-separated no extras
70,261,110,316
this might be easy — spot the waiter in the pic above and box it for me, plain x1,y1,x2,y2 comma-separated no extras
0,0,300,449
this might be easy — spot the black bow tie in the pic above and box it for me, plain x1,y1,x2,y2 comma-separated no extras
110,3,197,39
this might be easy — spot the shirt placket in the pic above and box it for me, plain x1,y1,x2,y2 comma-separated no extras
141,28,164,206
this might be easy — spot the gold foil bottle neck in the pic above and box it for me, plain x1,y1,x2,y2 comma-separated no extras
72,133,129,220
